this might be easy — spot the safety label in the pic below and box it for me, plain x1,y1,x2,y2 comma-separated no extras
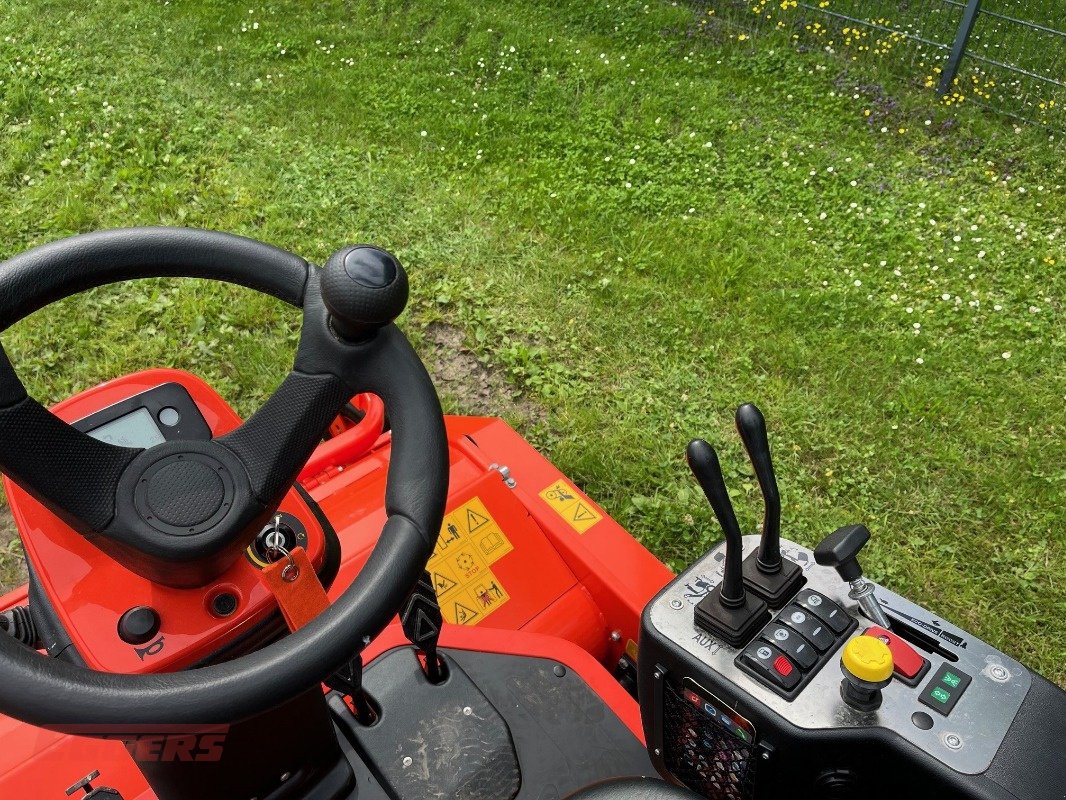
430,496,513,625
538,480,603,534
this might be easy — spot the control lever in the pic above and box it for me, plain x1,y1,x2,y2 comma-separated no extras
687,439,770,647
814,524,892,629
735,403,804,606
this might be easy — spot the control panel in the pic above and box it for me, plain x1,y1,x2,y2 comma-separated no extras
638,402,1040,800
645,535,1031,775
3,369,337,673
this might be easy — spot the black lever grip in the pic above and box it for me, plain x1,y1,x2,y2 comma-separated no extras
814,523,870,582
687,439,745,607
735,403,783,571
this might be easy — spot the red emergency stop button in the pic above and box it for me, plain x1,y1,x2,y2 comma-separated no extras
773,655,794,677
865,625,928,682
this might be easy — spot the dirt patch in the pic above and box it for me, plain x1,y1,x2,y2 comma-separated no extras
0,506,27,596
421,322,545,428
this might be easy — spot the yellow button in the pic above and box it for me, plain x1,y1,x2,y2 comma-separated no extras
842,635,894,683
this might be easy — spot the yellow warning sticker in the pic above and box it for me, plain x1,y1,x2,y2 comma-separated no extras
539,480,604,534
430,496,513,625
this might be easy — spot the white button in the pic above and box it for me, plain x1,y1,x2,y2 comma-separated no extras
790,611,806,624
757,646,772,660
773,628,789,642
807,594,823,607
988,664,1011,683
158,407,181,427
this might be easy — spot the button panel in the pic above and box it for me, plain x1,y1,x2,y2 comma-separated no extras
738,642,801,692
760,623,817,670
780,605,835,652
795,588,851,634
919,664,972,716
734,589,857,700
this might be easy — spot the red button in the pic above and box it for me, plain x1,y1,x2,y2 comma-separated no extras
773,655,794,677
865,625,927,679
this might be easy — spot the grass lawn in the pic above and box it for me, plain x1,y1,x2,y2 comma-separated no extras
0,1,1062,681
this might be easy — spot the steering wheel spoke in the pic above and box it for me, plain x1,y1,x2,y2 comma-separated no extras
0,343,141,532
218,370,349,504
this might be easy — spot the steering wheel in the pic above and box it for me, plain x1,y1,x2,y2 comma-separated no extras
0,227,448,728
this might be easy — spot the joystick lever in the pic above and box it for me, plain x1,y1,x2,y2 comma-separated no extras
735,403,804,606
814,524,892,629
687,439,770,648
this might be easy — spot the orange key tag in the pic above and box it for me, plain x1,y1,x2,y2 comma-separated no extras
258,546,330,631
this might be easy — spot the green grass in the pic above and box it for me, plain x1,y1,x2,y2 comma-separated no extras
0,1,1062,682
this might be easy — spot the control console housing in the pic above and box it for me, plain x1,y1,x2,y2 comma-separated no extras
639,536,1066,799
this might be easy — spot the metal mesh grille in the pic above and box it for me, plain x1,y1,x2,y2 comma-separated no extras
662,680,756,800
693,0,1064,128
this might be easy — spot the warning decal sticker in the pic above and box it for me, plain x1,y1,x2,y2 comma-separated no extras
538,480,604,534
430,496,513,625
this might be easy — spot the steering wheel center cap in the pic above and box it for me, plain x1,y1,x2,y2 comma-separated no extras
134,453,236,535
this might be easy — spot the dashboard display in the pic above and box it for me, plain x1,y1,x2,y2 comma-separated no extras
86,407,167,449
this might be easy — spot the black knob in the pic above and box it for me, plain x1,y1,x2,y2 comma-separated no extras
321,245,409,342
814,524,871,582
735,403,783,572
117,605,161,645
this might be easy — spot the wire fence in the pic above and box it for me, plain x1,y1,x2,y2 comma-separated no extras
697,0,1065,128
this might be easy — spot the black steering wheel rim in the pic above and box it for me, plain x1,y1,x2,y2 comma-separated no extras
0,227,448,727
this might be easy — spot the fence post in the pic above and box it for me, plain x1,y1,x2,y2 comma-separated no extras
937,0,982,95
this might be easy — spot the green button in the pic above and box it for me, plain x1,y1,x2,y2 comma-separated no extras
942,671,962,688
931,687,952,704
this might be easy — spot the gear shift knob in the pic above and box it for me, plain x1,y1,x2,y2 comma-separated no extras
321,245,409,342
813,523,870,581
815,524,892,629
